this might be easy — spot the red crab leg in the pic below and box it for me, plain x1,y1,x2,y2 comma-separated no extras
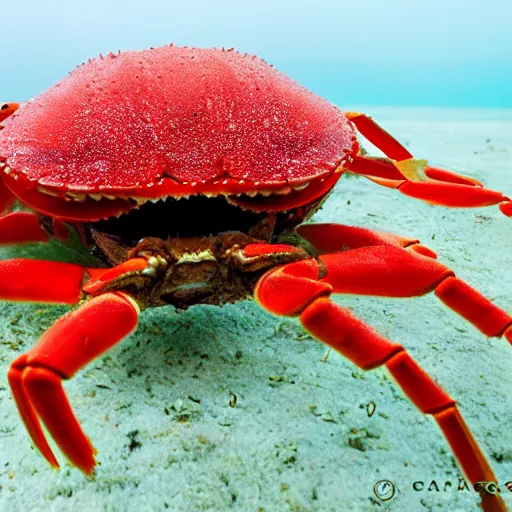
344,112,512,215
345,112,412,161
0,257,151,303
297,224,512,343
255,257,508,512
397,180,511,214
0,102,19,124
0,101,19,135
8,292,140,474
345,112,481,186
319,247,512,343
0,181,17,215
0,207,78,244
297,222,437,258
0,212,49,245
0,259,86,303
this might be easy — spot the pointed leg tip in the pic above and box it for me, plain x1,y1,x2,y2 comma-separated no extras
45,452,60,470
75,445,97,477
84,464,97,480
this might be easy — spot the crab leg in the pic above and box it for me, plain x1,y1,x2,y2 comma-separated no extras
0,259,86,303
0,172,74,243
0,102,19,124
345,111,512,216
398,180,512,216
255,256,508,512
0,212,50,244
297,222,437,258
0,181,17,215
296,223,512,343
0,256,151,303
319,246,512,343
7,292,139,474
0,101,19,136
0,139,51,244
345,112,481,185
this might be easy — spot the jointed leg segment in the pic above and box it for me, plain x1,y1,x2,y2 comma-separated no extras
8,292,139,474
0,172,50,245
296,223,512,342
255,224,511,511
297,222,437,258
0,251,149,475
345,111,512,216
299,297,506,512
0,259,85,303
0,212,49,245
0,181,17,215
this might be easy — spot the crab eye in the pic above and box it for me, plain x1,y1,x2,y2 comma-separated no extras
1,104,9,110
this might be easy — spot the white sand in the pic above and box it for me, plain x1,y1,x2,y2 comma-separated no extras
1,107,511,511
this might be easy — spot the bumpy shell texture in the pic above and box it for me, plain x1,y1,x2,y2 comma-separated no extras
0,45,353,192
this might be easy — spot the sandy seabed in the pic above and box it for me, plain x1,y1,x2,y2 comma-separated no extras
0,106,511,512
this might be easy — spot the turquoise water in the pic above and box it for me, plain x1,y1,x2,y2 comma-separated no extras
2,1,511,107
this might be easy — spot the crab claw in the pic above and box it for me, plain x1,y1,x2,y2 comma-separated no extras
7,292,139,474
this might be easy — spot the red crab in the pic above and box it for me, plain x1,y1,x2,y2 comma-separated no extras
1,45,511,511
